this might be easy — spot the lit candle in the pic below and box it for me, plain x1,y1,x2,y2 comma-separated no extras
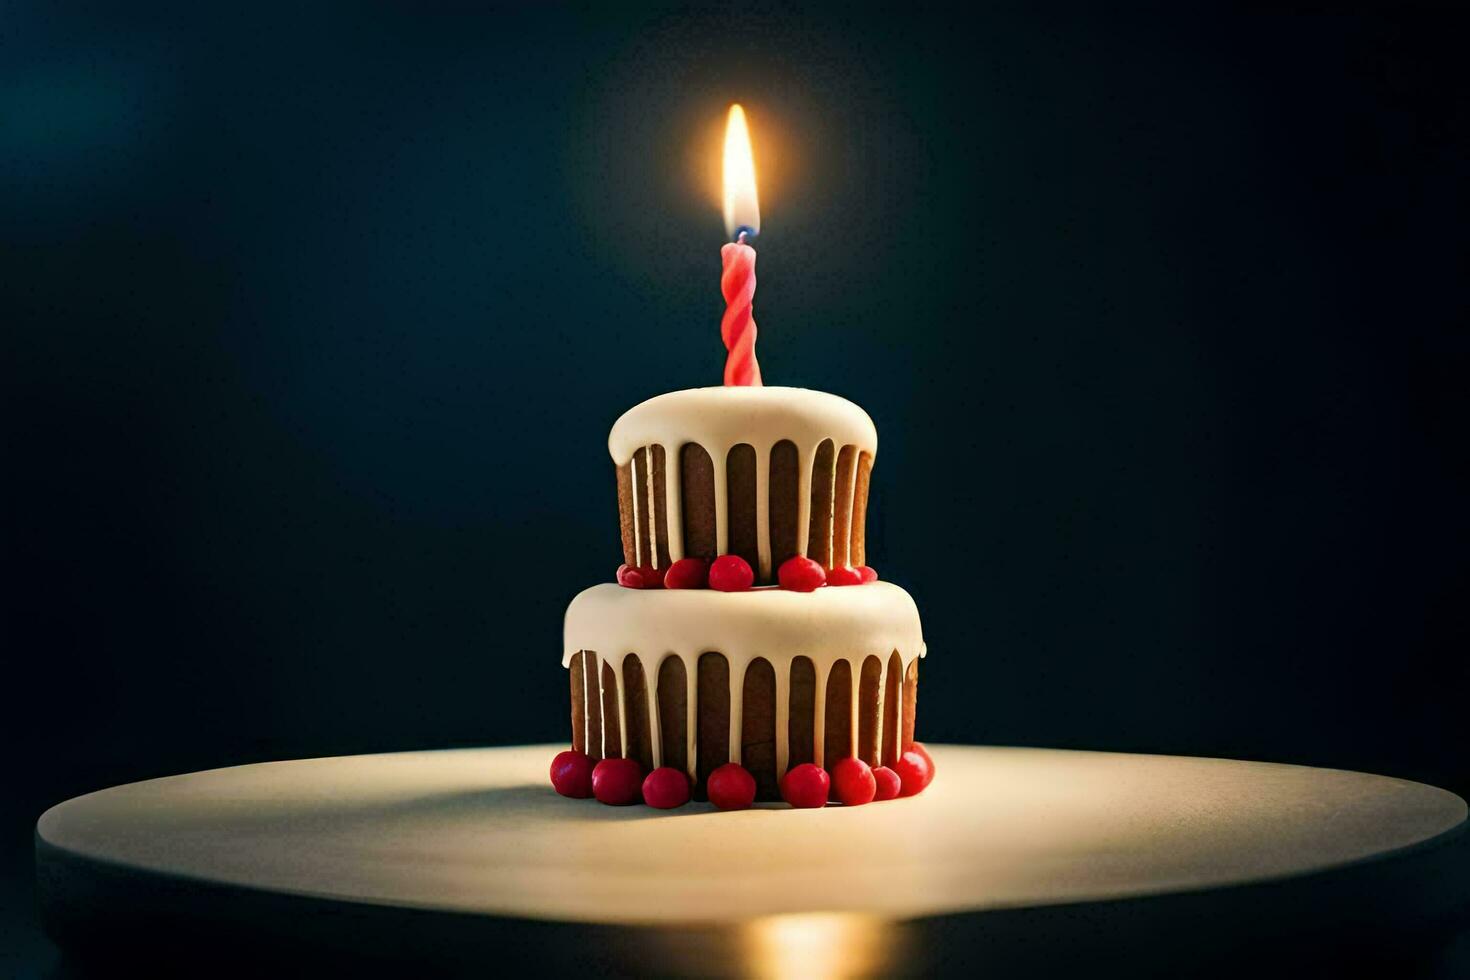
720,104,762,387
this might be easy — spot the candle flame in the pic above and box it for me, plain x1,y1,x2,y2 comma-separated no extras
723,104,760,240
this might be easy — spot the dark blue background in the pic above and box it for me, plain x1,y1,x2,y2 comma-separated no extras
5,4,1466,971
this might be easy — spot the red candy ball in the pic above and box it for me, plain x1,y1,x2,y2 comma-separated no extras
858,566,879,584
642,766,692,809
826,566,864,587
907,742,938,789
549,749,594,799
778,556,826,592
707,762,757,810
591,757,644,805
616,564,666,589
872,765,902,801
663,557,709,590
893,749,933,798
709,554,755,592
780,763,831,808
830,757,877,806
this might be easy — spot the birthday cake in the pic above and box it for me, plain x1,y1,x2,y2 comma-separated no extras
551,387,931,808
547,103,932,809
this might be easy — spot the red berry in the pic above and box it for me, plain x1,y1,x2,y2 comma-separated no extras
893,749,933,798
642,767,692,809
591,757,643,805
663,557,709,589
858,566,879,584
872,765,902,801
830,757,877,806
907,742,938,789
826,566,863,587
778,556,826,592
616,564,665,589
549,749,594,798
706,762,757,810
780,763,830,808
708,554,755,592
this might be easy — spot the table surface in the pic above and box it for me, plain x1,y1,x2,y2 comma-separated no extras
35,744,1467,926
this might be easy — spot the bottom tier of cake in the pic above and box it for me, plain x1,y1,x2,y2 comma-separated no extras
563,582,926,801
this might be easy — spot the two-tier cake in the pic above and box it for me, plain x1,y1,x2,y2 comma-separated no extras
556,385,929,806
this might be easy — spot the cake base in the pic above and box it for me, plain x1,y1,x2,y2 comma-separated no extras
564,582,924,798
36,745,1470,975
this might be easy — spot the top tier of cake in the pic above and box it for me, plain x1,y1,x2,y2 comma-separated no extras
609,387,877,586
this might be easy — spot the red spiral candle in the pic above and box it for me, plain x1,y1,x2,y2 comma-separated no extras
720,236,762,387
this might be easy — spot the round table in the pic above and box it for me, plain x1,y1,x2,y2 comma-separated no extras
36,745,1470,976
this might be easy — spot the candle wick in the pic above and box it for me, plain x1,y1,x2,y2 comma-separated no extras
736,230,748,245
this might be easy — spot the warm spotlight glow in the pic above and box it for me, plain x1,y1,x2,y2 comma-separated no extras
742,913,891,980
723,104,761,240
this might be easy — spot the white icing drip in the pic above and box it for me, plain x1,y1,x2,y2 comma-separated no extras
629,455,645,567
795,447,813,557
662,446,683,562
643,451,658,565
564,584,924,781
578,653,591,754
727,655,744,764
580,652,591,755
836,449,858,568
822,444,838,563
612,655,628,759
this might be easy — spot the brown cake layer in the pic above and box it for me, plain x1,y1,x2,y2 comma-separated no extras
568,651,919,802
616,442,875,584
